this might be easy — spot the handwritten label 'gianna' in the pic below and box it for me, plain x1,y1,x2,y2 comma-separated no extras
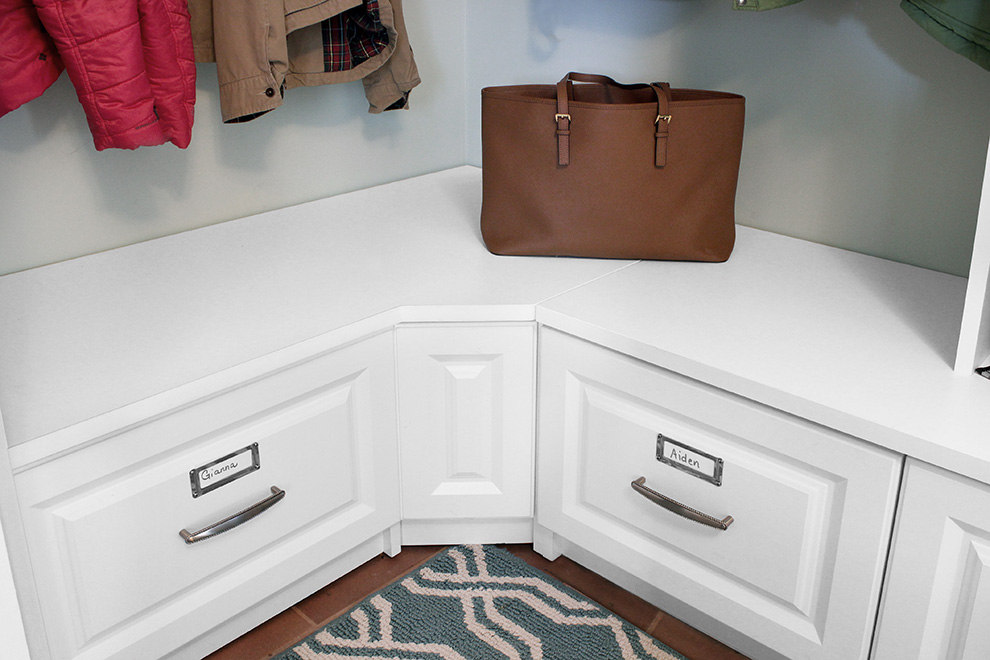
190,444,260,497
201,457,245,483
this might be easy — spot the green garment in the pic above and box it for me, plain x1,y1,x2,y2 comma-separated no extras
731,0,990,73
901,0,990,72
731,0,805,10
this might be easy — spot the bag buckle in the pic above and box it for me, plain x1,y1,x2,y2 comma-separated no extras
656,114,671,125
555,113,571,123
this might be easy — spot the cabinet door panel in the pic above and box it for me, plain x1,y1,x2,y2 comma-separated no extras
538,328,901,660
578,382,842,610
873,460,990,660
397,324,535,520
16,331,399,660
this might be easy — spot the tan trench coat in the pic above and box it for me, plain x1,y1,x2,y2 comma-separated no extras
188,0,419,122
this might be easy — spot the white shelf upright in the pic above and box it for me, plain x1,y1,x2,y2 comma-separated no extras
956,136,990,374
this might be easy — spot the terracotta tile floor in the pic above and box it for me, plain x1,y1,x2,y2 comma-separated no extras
205,544,750,660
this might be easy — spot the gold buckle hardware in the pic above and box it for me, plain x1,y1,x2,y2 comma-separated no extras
555,113,571,123
656,114,672,125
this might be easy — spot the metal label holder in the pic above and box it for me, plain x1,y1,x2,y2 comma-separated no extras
656,434,723,486
190,443,261,498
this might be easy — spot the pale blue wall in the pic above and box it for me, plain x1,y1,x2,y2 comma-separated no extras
0,2,468,276
466,0,990,277
3,1,989,277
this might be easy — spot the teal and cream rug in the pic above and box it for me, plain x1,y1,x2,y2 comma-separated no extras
274,544,688,660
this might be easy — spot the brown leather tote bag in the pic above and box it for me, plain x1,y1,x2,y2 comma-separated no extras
480,72,745,261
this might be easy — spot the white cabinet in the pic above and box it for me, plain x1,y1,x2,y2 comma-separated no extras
13,331,400,660
396,323,536,544
5,167,990,660
873,459,990,660
536,328,902,660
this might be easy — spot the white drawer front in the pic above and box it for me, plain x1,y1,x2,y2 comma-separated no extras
16,331,399,660
537,328,901,660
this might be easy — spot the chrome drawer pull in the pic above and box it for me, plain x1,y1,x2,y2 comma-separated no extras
631,477,733,531
180,486,285,544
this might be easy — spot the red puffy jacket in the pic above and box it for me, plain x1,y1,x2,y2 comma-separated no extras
0,0,64,118
0,0,196,150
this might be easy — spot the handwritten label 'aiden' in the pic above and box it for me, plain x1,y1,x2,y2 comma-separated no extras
658,435,722,486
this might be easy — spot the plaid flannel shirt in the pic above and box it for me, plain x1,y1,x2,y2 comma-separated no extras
322,0,391,73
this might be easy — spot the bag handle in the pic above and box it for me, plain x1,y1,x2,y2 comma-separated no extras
651,82,672,168
554,72,672,168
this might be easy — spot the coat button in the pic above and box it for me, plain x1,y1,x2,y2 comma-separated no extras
265,87,275,97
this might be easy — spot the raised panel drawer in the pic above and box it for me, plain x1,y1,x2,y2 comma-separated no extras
537,328,901,660
14,331,399,660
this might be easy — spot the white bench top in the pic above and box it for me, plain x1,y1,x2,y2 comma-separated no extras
0,167,631,449
3,166,990,483
540,227,990,482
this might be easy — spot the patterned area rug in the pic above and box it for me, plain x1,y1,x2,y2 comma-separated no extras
274,544,688,659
